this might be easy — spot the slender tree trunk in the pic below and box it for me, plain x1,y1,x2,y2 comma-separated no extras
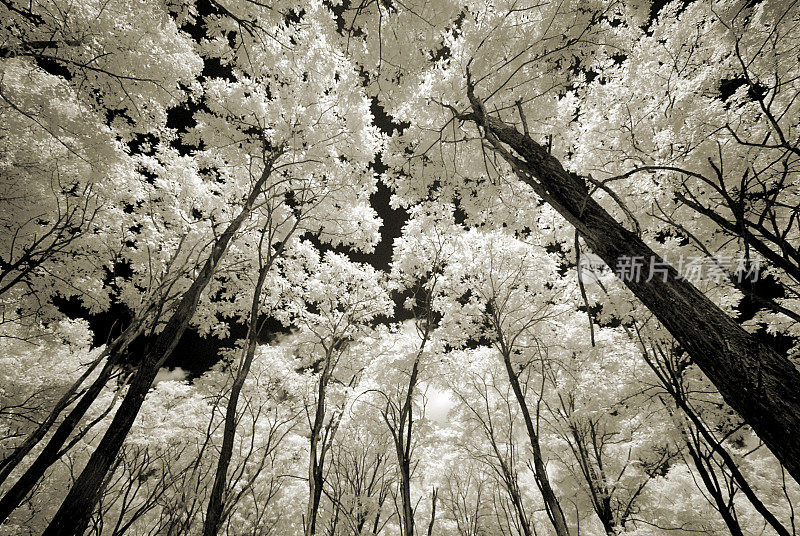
0,357,116,523
201,263,269,536
501,351,571,536
372,498,384,536
384,288,436,536
41,150,283,536
306,358,332,536
568,425,615,536
391,304,432,536
641,346,791,536
0,358,97,486
396,357,419,536
484,431,532,536
426,487,437,536
464,81,800,482
680,401,790,536
683,432,745,536
0,321,141,487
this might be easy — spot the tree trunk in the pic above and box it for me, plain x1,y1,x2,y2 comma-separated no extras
641,346,791,536
41,150,283,536
426,487,437,536
0,358,116,524
464,82,800,483
0,357,97,486
569,425,616,536
306,358,332,536
501,352,571,536
0,321,141,487
683,431,745,536
201,263,269,536
396,356,419,536
391,306,432,536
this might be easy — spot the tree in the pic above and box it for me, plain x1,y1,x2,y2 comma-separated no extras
635,331,794,536
542,322,676,535
194,344,304,536
321,410,394,536
368,205,449,536
41,145,285,535
340,0,800,482
201,171,300,536
1,0,384,531
434,229,573,536
288,252,393,536
445,347,543,536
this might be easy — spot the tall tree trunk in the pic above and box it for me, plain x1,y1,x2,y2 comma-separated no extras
0,359,115,523
41,150,283,536
396,356,419,536
682,430,745,536
201,264,269,536
306,360,331,536
568,424,616,536
464,79,800,483
0,319,147,523
391,296,433,536
0,355,99,486
426,487,437,536
501,351,571,536
0,320,142,487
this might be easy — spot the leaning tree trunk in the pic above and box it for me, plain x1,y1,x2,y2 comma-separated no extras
0,318,146,522
0,348,105,486
0,358,116,524
201,216,297,536
463,80,800,483
41,150,283,536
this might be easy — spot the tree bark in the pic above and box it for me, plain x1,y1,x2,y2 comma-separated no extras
463,81,800,483
41,150,283,536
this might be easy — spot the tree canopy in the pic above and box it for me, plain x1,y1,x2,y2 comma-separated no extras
1,0,799,535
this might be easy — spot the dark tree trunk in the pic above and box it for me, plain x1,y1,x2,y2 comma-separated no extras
683,433,745,536
568,425,616,536
306,356,332,536
464,81,800,483
426,487,437,536
501,351,571,536
389,297,433,536
642,346,791,536
202,262,270,536
0,359,115,524
0,321,141,489
396,356,419,536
